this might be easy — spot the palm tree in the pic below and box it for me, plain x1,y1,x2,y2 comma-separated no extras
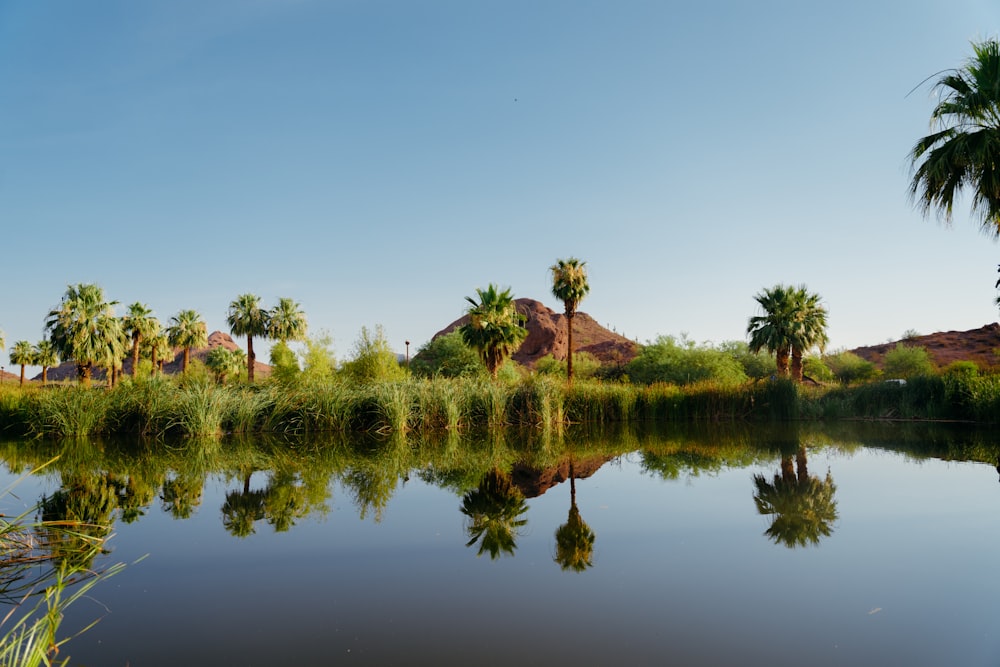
460,469,529,559
167,310,208,375
122,302,160,377
9,341,33,387
227,293,269,383
554,459,595,572
460,285,528,380
144,332,175,376
909,39,1000,235
44,283,125,386
206,346,244,384
747,284,796,377
268,297,307,344
788,286,829,383
550,258,590,384
32,340,59,384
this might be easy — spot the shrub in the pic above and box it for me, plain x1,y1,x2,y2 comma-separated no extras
340,325,407,384
882,343,935,379
823,350,878,384
410,331,483,378
534,351,601,380
803,356,834,383
627,335,748,386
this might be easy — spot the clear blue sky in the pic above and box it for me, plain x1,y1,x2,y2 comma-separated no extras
3,1,1000,373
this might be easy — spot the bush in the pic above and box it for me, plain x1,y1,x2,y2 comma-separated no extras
627,335,748,386
340,325,407,384
823,350,878,384
534,351,601,380
882,343,935,379
803,356,834,383
410,331,483,378
719,340,777,380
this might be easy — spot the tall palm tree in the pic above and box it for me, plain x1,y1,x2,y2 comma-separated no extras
268,297,307,344
32,340,59,384
167,310,208,375
909,39,1000,235
9,341,33,387
144,332,175,377
550,257,590,384
460,285,528,380
44,283,124,386
788,286,829,383
747,284,796,378
554,459,595,572
227,293,269,383
122,302,160,377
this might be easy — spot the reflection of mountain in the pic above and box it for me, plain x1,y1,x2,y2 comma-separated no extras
509,455,614,498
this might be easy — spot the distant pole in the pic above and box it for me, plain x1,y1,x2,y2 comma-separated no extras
1,366,4,384
405,340,410,368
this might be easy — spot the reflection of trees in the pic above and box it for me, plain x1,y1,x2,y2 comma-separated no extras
221,485,266,538
753,443,837,548
263,470,308,533
37,473,118,569
554,460,594,571
460,468,528,559
161,473,204,519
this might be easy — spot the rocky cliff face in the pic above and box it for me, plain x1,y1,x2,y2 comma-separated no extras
432,298,639,368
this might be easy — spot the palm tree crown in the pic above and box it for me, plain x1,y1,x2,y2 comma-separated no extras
550,257,590,383
9,340,34,386
167,309,208,374
122,302,160,377
44,283,125,385
460,285,528,380
268,297,307,343
227,293,269,383
910,39,1000,234
32,339,59,384
747,284,828,382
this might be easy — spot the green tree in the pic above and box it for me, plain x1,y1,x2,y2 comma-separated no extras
823,350,878,384
32,339,59,384
626,335,747,385
909,39,1000,235
206,346,244,385
299,333,337,383
788,287,829,383
227,293,269,383
9,341,33,387
747,284,796,378
882,343,936,379
460,285,528,380
144,332,175,376
122,302,160,378
44,283,125,386
268,297,307,344
269,341,301,384
410,330,483,378
167,310,208,375
550,257,590,384
340,325,405,383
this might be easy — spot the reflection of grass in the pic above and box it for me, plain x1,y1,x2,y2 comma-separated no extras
0,459,126,667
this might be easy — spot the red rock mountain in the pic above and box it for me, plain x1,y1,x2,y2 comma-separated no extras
432,298,639,369
850,323,1000,370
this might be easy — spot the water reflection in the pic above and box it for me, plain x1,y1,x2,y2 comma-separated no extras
460,468,528,559
752,430,838,548
553,458,595,572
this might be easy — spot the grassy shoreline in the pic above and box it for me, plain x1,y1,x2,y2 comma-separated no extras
1,373,998,439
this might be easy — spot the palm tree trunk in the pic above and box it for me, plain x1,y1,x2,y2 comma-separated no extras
247,336,255,383
131,337,140,377
80,363,92,387
183,347,190,374
796,446,809,484
566,310,575,384
151,347,159,377
19,365,25,387
776,345,790,377
41,367,48,384
791,347,804,382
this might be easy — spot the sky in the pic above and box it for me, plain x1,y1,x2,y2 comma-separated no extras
3,1,1000,375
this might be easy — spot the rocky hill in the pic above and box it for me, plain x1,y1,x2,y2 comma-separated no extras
432,298,639,369
850,322,1000,370
34,331,272,382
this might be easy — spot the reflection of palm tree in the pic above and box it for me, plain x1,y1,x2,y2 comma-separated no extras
221,473,266,538
38,473,118,569
554,460,595,571
753,445,837,548
161,474,204,519
460,468,528,559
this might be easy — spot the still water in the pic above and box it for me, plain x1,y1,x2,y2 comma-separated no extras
2,422,1000,666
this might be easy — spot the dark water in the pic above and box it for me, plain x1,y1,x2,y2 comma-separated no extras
2,423,1000,666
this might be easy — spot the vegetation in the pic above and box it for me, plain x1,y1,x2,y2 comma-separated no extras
747,284,828,382
9,341,33,387
909,38,1000,235
460,285,528,380
227,294,269,383
167,310,208,375
122,302,159,378
44,284,126,386
882,343,936,379
550,257,590,384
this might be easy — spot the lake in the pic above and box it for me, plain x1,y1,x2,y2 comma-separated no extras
2,421,999,666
